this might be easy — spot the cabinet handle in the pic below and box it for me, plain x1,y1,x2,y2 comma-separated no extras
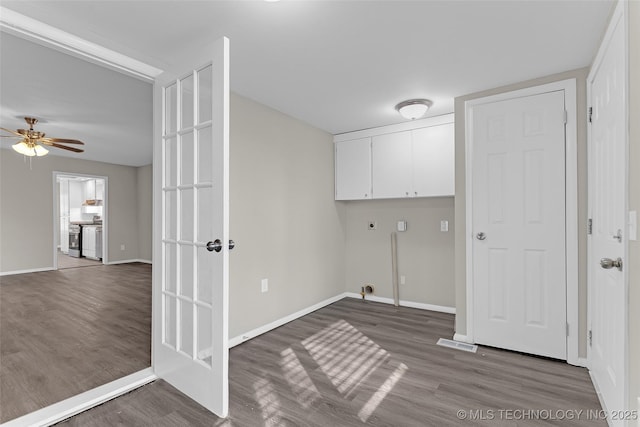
414,191,418,196
364,193,368,198
405,191,409,196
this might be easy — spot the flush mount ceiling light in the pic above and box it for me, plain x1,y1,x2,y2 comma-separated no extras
395,99,433,120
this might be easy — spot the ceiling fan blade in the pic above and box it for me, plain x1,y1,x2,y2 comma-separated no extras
0,135,22,138
47,142,84,153
40,137,84,145
0,127,24,137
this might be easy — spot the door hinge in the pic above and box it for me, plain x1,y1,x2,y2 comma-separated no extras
588,330,593,347
588,218,593,235
563,110,568,124
566,323,570,337
588,107,593,123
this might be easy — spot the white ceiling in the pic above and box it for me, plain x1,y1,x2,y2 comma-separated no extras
0,0,614,166
0,33,153,166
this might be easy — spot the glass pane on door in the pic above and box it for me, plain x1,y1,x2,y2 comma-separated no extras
197,306,213,367
180,74,194,129
179,300,194,357
181,132,195,186
165,83,177,134
198,65,212,124
197,126,213,183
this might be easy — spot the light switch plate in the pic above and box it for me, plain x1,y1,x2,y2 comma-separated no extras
441,220,449,232
397,220,407,232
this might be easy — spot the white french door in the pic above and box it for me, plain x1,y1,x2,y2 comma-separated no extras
153,37,230,417
588,3,627,424
469,90,568,360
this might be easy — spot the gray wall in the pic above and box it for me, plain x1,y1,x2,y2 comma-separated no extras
344,197,455,307
453,68,589,356
628,0,639,414
0,149,152,273
228,93,347,338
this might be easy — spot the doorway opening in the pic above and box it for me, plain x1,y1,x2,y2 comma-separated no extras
54,172,108,270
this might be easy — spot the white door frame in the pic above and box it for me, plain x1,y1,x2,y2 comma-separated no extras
586,0,629,419
463,79,580,366
52,172,109,269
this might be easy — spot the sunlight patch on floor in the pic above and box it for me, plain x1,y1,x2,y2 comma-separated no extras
302,319,390,395
253,377,283,426
279,347,321,408
358,362,408,422
301,319,408,420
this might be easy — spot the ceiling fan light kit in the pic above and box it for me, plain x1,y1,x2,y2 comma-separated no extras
395,99,433,120
12,140,49,156
1,116,85,159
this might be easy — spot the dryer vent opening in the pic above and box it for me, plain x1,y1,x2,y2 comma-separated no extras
360,284,375,299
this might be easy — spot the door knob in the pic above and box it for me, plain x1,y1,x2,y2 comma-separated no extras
206,239,222,253
476,232,487,241
600,257,623,271
207,239,235,252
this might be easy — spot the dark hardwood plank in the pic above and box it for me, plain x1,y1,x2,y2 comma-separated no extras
56,250,102,269
59,298,605,426
0,263,151,422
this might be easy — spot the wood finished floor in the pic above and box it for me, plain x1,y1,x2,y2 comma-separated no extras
0,263,151,423
57,250,103,269
60,298,604,426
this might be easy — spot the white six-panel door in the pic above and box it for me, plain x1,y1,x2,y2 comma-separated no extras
470,90,567,360
153,37,230,417
588,4,627,424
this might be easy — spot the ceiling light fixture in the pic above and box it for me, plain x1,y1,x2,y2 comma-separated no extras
12,140,49,157
395,99,433,120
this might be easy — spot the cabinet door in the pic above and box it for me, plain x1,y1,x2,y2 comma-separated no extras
372,131,412,198
82,227,95,257
335,138,372,200
412,123,454,197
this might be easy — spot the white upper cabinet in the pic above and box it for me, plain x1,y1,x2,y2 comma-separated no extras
334,114,454,200
371,131,413,198
411,122,454,197
335,137,372,200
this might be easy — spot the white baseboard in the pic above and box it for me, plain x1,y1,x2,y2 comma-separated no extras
573,357,588,368
344,292,456,314
106,259,152,265
228,293,349,348
0,266,54,277
453,333,474,344
2,368,156,427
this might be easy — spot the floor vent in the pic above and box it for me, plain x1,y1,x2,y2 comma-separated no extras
436,338,478,353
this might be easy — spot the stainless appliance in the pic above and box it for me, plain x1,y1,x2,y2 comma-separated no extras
68,224,82,257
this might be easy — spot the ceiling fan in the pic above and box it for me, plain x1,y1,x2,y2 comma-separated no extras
1,116,84,157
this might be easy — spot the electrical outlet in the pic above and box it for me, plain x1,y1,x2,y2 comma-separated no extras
368,221,377,230
120,244,125,251
261,278,268,293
